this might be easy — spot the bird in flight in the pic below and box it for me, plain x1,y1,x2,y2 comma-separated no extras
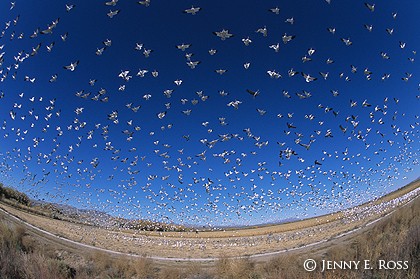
63,60,79,71
138,0,151,7
269,7,280,14
341,38,353,46
365,3,375,12
302,72,317,82
246,89,260,97
213,29,234,40
184,6,201,15
107,10,120,18
282,33,296,44
105,0,118,6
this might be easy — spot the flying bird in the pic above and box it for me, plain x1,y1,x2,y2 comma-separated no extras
256,26,268,37
138,0,151,7
66,4,75,12
107,9,120,18
282,33,296,44
213,29,234,40
302,72,317,82
184,6,201,15
341,38,353,46
63,60,79,71
246,89,260,97
176,43,191,51
365,3,375,12
105,0,118,6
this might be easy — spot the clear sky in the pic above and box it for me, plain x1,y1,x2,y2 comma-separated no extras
0,0,419,227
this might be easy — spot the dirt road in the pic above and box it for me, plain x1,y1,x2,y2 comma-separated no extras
0,182,418,264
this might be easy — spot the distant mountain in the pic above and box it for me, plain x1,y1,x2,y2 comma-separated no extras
31,200,117,227
30,199,189,231
205,217,301,231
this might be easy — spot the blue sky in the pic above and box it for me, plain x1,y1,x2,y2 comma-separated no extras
0,0,419,227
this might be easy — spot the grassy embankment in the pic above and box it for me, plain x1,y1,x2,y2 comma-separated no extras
1,190,419,278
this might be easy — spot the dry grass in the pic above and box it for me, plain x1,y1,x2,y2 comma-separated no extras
0,201,371,258
0,180,417,260
0,195,419,279
2,181,418,259
0,219,75,279
255,196,420,279
0,179,419,278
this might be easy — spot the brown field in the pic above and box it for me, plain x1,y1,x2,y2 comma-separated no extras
0,179,418,260
0,179,419,278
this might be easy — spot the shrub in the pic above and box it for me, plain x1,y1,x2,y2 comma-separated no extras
0,188,418,279
0,183,31,206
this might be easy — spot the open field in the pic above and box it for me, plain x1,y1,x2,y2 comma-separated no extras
0,179,418,260
1,180,419,278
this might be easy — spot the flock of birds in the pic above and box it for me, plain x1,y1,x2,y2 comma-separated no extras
0,0,419,227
